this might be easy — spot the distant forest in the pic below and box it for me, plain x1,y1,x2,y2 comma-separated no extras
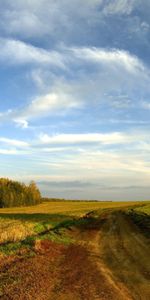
0,178,41,208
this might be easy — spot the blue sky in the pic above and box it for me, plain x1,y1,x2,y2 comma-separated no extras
0,0,150,200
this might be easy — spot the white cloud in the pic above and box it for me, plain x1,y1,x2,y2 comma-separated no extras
0,45,149,127
27,47,150,122
0,38,66,68
14,119,29,129
71,47,146,74
0,137,29,147
2,40,145,75
38,132,130,145
19,92,79,121
1,41,146,78
0,137,30,155
58,151,150,175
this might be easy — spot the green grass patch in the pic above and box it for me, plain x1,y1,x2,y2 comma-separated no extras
0,241,22,255
39,229,73,245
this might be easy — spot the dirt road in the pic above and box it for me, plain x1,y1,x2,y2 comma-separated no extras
86,211,150,300
98,211,150,300
0,210,149,299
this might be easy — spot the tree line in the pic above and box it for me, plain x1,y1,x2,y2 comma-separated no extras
0,178,41,208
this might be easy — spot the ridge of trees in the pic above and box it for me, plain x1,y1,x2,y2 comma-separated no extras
0,178,41,208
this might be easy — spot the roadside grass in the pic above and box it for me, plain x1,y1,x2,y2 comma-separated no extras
0,212,106,255
0,213,99,255
0,213,75,254
0,223,76,255
133,202,150,215
126,203,150,238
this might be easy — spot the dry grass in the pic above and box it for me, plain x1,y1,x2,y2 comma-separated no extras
0,218,35,244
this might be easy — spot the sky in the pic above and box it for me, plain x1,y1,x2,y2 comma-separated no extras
0,0,150,200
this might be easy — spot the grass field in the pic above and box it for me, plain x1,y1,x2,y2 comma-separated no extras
0,200,146,245
0,200,149,299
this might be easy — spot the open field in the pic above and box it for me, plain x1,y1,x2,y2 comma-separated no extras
0,200,146,245
0,200,150,299
0,199,145,215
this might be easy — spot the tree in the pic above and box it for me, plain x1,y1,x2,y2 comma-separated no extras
0,178,41,208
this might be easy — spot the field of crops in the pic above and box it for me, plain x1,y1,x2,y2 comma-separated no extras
0,199,143,215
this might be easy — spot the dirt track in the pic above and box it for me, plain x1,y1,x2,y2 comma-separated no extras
0,210,150,299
